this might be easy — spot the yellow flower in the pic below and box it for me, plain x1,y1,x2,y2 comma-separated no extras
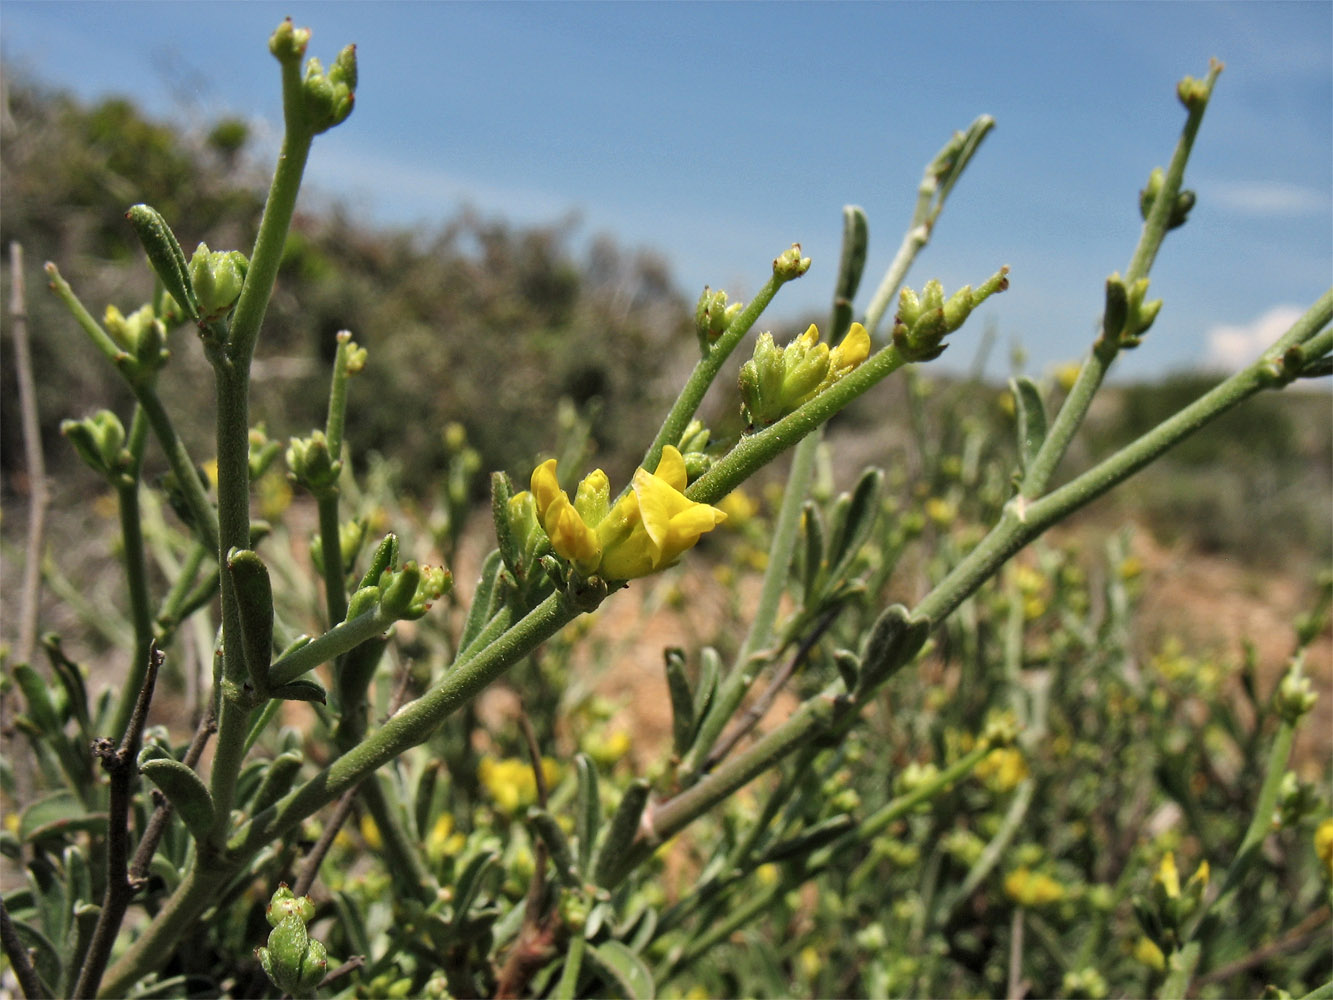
1315,818,1333,881
1004,867,1066,907
1154,851,1181,899
426,813,467,863
828,322,871,377
976,747,1028,792
1134,936,1166,971
531,447,726,581
360,813,382,850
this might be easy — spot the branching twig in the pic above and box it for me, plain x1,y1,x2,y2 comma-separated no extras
0,895,47,999
9,242,48,667
292,785,362,899
72,643,164,999
704,607,841,771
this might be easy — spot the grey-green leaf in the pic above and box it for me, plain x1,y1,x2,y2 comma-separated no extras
140,758,215,844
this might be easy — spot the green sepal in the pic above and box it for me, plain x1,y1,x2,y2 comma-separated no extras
857,604,931,695
251,751,304,815
270,679,327,705
140,758,216,844
574,752,601,875
591,779,651,888
1009,376,1048,477
1101,274,1129,344
125,204,200,323
227,548,275,693
663,648,696,759
527,807,580,887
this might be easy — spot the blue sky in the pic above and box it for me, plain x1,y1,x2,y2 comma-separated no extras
3,1,1330,381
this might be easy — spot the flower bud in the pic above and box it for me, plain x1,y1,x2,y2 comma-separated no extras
268,19,311,63
189,244,248,322
772,243,812,282
695,286,738,348
379,561,451,620
302,46,357,133
1275,658,1317,724
892,269,1008,362
286,430,341,495
1176,74,1210,111
61,410,127,482
104,304,169,377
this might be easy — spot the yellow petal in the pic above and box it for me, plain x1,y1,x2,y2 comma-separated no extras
530,459,563,521
831,322,870,372
652,445,688,493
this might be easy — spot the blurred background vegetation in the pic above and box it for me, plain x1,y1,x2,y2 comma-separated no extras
2,72,1329,576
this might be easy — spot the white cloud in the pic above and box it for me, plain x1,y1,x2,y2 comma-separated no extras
1208,181,1330,218
1204,305,1307,371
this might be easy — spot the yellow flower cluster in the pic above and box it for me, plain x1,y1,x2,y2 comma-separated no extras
1004,867,1066,907
478,756,560,815
976,747,1029,792
521,445,727,580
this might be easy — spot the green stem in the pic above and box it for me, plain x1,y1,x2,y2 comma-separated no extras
317,493,347,625
101,592,582,994
680,437,816,778
687,340,911,505
107,409,154,741
640,270,787,474
864,115,996,340
267,604,401,688
1020,62,1221,498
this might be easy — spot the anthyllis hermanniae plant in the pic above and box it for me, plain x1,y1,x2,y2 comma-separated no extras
1,22,1330,1000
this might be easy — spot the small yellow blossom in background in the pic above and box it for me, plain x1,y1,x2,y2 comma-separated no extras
976,747,1028,792
359,813,382,851
755,863,780,888
584,727,631,767
1011,563,1049,619
426,813,466,863
718,488,759,526
1315,818,1333,881
1154,851,1181,898
1054,361,1082,392
1004,867,1066,907
798,945,822,981
478,756,561,815
1118,553,1143,582
202,458,219,487
924,497,956,527
257,469,293,520
93,491,120,519
1134,935,1166,971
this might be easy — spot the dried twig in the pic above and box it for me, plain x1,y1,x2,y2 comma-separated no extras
0,895,48,999
72,643,164,999
8,241,49,667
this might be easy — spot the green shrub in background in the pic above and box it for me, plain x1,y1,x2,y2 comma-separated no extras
1,22,1330,1000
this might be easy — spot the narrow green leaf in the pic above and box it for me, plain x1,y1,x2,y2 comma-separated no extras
458,549,503,654
574,753,600,874
125,204,200,322
586,940,655,1000
591,780,650,889
227,548,275,691
800,500,825,606
19,791,106,844
269,679,328,704
140,758,216,844
13,663,63,735
692,647,721,725
251,751,304,815
1010,376,1048,477
3,913,60,998
826,467,884,577
448,849,500,936
663,649,695,759
528,807,580,886
414,762,441,841
858,604,931,694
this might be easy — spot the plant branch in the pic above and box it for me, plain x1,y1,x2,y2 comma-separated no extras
74,643,163,999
